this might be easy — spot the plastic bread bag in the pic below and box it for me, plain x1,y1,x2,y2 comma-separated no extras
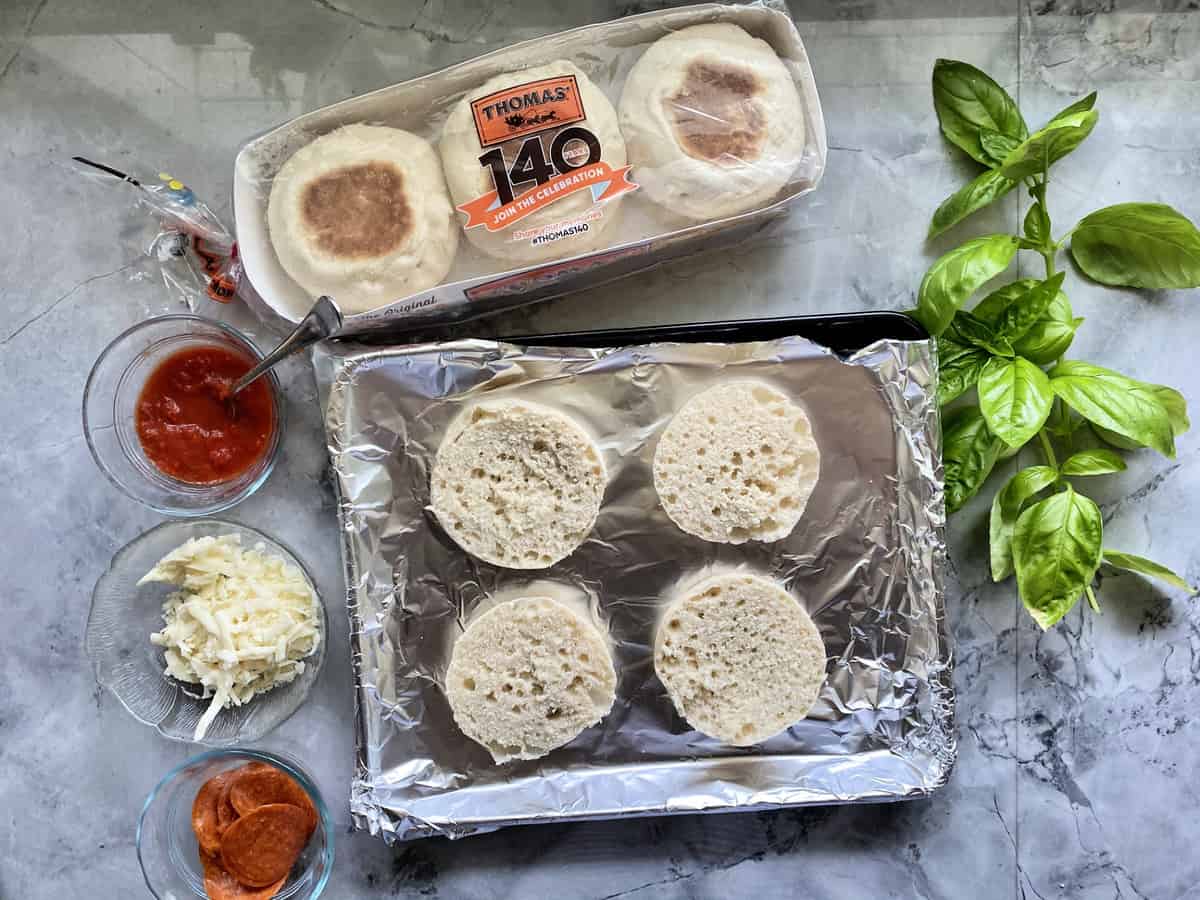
232,0,827,334
73,156,247,312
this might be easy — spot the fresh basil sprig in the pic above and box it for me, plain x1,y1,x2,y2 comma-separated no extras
919,59,1198,628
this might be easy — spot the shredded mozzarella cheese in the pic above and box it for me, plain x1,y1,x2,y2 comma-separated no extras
141,533,321,741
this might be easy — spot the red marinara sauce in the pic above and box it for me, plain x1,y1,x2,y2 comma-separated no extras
135,345,276,485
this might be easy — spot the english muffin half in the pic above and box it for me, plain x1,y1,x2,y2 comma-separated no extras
655,570,826,745
619,23,806,221
653,380,820,544
430,399,606,569
267,124,458,313
446,595,617,762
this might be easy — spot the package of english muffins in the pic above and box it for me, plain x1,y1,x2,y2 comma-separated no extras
233,1,826,332
313,318,954,842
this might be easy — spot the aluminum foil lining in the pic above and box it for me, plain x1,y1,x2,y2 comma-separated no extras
312,331,953,842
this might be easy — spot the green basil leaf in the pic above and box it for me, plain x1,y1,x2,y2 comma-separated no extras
1024,201,1052,246
1147,384,1190,435
1013,486,1103,629
993,272,1067,344
1102,550,1195,592
973,279,1077,364
915,235,1020,336
980,129,1021,164
997,442,1023,461
928,169,1018,239
1092,381,1188,450
998,110,1098,180
1059,448,1127,476
932,59,1028,166
978,357,1055,447
1049,360,1175,458
937,336,991,405
1012,291,1077,364
1111,379,1175,452
990,465,1060,581
1070,203,1200,289
972,279,1038,322
946,310,1014,357
943,406,1004,514
1092,425,1142,451
1045,91,1097,128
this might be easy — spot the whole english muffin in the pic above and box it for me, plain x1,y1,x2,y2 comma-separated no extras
267,124,458,313
619,23,807,221
653,380,820,544
439,61,627,263
430,399,606,569
445,595,617,762
655,571,826,745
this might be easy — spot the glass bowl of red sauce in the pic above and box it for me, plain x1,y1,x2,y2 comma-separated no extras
83,315,284,515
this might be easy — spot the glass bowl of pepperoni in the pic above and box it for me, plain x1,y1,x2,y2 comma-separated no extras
137,748,334,899
83,314,284,516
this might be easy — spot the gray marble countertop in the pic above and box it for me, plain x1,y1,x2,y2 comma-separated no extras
3,1,1199,897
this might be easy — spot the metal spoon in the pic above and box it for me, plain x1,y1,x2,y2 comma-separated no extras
226,295,343,400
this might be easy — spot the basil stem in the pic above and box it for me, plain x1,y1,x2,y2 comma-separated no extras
1027,177,1057,279
1037,427,1058,470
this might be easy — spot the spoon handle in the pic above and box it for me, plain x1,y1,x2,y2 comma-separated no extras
229,296,343,396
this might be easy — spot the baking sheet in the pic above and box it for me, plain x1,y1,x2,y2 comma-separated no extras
312,326,952,841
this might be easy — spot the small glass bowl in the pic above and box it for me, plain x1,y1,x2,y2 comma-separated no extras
86,519,327,746
137,748,334,900
82,314,284,516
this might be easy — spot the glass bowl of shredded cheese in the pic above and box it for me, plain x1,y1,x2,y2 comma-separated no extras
87,519,327,745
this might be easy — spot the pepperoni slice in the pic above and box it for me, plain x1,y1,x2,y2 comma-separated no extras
228,766,318,837
192,772,234,858
219,803,309,888
216,777,239,833
214,762,271,833
202,854,286,899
